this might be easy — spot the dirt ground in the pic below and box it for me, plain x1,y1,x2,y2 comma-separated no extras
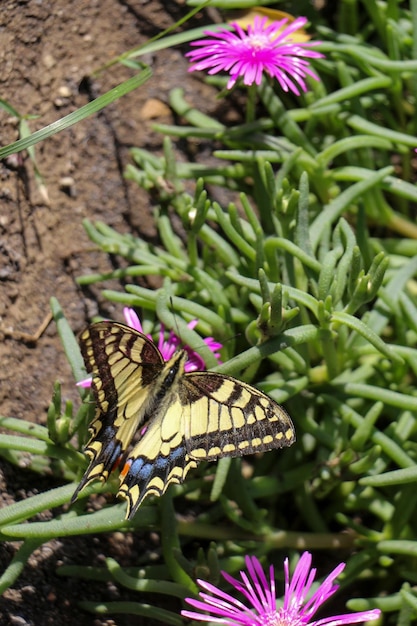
0,1,224,624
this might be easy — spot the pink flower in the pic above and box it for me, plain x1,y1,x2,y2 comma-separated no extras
77,307,222,387
186,16,323,94
123,307,222,371
182,552,381,626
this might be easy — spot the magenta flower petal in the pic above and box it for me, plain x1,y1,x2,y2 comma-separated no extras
182,552,381,626
186,16,324,94
122,306,145,333
76,376,93,388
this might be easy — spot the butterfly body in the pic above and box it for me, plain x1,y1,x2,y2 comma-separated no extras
73,322,295,519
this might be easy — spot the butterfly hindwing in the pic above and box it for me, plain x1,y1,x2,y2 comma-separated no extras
116,369,295,519
73,322,296,519
117,392,198,518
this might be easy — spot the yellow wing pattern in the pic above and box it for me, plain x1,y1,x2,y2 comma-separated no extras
73,322,295,519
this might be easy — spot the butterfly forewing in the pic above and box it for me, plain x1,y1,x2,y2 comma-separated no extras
73,322,296,519
72,322,165,501
180,372,295,460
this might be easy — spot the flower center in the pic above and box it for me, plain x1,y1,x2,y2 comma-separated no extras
247,33,271,51
259,608,303,626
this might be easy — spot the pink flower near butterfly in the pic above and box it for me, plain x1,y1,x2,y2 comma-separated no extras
77,307,222,387
123,307,222,371
186,16,323,94
182,552,381,626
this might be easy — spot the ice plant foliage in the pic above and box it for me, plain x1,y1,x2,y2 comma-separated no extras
76,307,222,387
182,552,381,626
186,16,323,94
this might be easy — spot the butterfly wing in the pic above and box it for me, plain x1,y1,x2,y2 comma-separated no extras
181,372,295,460
72,322,164,502
118,370,295,519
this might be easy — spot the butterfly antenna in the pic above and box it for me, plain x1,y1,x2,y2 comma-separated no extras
169,296,184,347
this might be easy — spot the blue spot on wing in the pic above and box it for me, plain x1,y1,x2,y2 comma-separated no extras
123,444,187,491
